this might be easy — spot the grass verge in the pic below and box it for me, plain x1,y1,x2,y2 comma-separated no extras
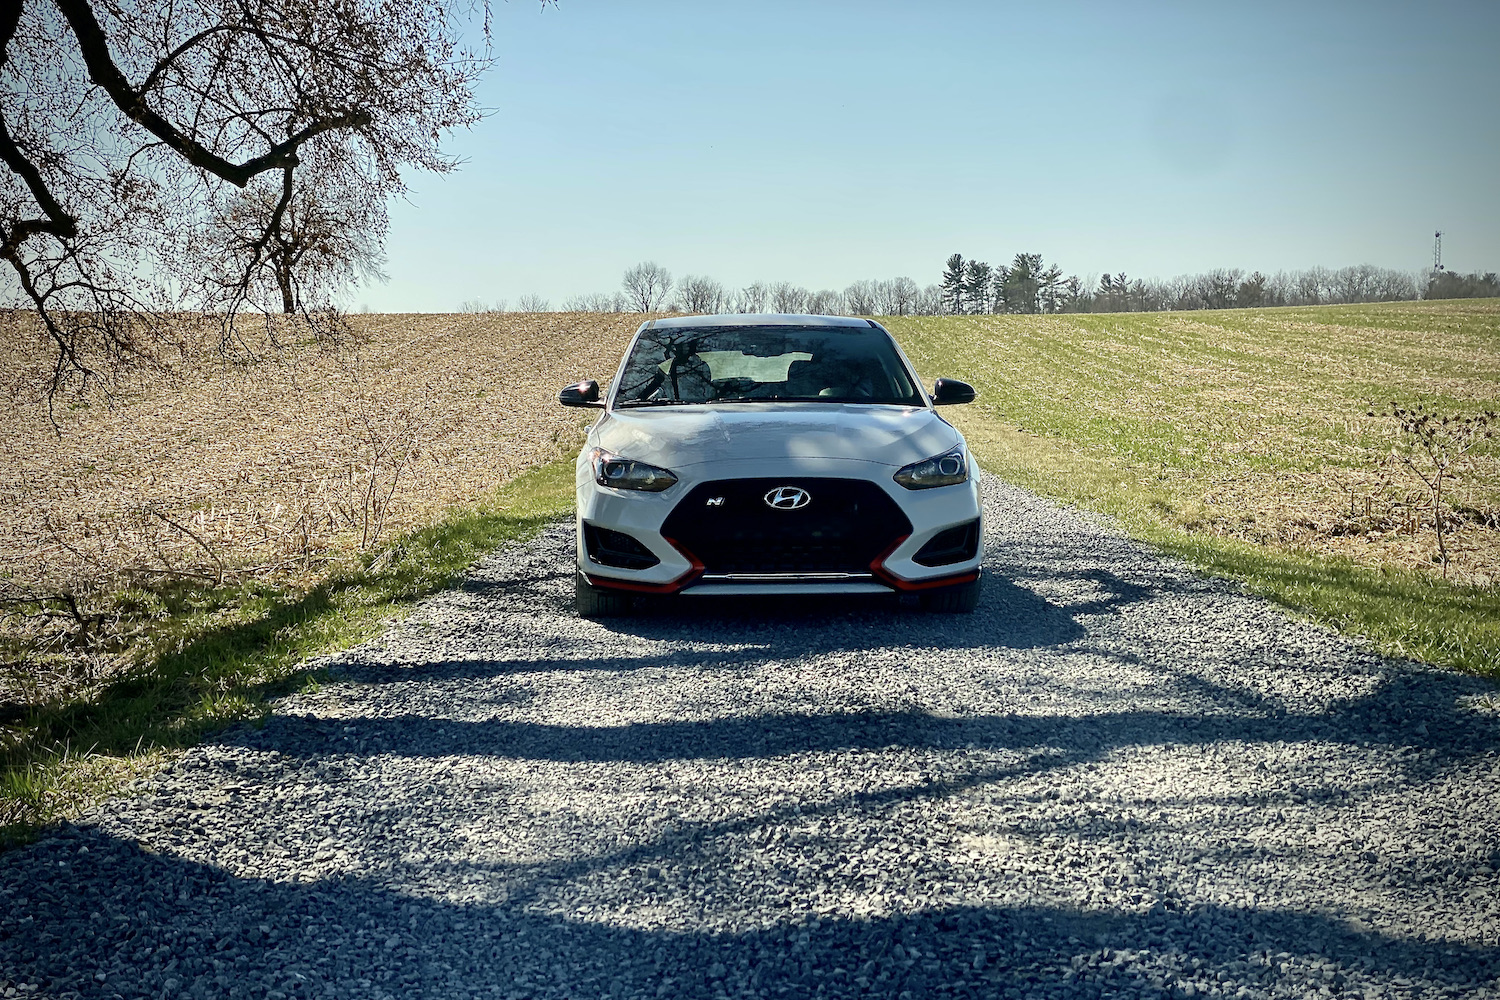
0,458,576,849
950,412,1499,676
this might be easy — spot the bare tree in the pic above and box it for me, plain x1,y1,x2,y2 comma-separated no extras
1198,268,1243,309
0,0,516,395
1377,269,1420,301
197,163,387,315
562,291,626,312
770,281,809,313
806,289,845,315
1297,266,1332,305
622,261,673,312
888,277,919,316
515,293,551,313
1332,265,1374,304
735,281,769,313
677,274,727,314
914,284,944,315
844,279,878,315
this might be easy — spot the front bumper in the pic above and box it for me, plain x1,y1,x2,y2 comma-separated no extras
575,455,983,596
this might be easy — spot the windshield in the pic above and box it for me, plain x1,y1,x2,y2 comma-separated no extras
614,325,925,407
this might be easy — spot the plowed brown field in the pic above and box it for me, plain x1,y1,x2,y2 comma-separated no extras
0,312,637,691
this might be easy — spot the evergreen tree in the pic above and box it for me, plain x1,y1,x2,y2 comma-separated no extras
962,260,993,314
989,264,1010,312
940,254,966,314
1425,270,1500,299
1038,263,1064,313
999,253,1044,313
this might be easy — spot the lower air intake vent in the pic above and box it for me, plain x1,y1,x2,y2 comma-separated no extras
583,523,660,570
913,519,980,567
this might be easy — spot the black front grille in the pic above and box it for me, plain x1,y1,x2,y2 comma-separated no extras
661,478,912,575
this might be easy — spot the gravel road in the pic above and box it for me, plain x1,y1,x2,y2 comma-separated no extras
3,475,1499,1000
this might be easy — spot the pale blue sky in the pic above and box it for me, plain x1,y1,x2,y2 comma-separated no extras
360,0,1500,311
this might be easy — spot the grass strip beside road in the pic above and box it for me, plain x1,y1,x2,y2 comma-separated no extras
0,459,577,848
950,417,1499,675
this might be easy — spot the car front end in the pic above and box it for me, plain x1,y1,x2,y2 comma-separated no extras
561,315,983,614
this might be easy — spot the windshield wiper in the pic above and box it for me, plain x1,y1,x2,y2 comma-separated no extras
616,398,698,407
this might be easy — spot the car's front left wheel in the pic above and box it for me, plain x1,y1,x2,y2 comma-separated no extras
919,576,981,613
576,572,632,618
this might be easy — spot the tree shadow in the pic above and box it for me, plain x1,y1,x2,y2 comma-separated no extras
3,822,1495,998
349,564,1178,687
247,665,1500,770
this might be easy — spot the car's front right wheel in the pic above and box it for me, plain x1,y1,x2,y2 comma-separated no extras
920,576,981,613
576,571,632,618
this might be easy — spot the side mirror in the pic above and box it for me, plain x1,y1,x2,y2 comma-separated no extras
559,379,603,408
931,377,976,406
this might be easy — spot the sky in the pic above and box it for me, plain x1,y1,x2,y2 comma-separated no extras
357,0,1500,311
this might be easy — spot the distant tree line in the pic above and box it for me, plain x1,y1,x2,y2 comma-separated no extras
936,254,1435,314
476,256,1496,315
497,264,945,317
1424,270,1500,300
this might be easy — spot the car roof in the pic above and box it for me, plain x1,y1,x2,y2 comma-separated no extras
645,313,881,330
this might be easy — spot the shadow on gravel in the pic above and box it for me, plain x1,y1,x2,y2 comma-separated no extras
361,568,1174,681
258,673,1500,771
5,825,1497,999
615,565,1159,644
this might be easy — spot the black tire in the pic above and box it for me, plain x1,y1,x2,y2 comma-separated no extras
920,575,981,613
576,572,632,618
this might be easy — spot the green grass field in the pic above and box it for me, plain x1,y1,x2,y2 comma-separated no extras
887,300,1500,676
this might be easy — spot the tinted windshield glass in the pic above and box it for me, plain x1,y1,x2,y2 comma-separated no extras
614,325,924,407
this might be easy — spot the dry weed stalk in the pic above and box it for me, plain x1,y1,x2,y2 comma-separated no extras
330,354,433,550
1374,402,1496,577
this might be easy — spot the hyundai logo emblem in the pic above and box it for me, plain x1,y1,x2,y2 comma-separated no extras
763,486,811,510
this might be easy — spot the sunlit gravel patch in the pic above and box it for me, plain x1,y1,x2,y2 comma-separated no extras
3,475,1498,999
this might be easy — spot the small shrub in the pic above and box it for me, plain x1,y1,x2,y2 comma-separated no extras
1375,402,1496,577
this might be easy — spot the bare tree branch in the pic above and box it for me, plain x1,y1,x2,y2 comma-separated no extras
0,0,510,394
54,0,372,188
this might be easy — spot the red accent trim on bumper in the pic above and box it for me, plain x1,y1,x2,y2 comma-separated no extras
869,535,980,592
586,536,705,594
590,535,978,595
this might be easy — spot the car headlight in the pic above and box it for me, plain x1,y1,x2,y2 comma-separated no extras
893,447,968,489
590,448,678,492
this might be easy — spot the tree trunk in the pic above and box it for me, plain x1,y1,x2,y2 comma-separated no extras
277,266,295,314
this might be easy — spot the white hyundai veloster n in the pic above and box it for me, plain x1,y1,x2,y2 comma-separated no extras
558,314,983,617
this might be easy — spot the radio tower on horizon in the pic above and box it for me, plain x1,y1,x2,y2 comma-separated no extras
1433,230,1445,272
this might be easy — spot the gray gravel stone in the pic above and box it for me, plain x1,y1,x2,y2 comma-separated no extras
3,474,1498,999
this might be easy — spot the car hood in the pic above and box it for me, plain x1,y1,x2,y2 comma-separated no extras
592,404,961,469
